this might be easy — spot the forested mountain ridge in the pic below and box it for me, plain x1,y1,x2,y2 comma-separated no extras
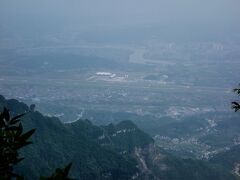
0,95,140,179
0,95,235,179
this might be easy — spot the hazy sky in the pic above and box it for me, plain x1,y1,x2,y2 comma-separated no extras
1,0,240,32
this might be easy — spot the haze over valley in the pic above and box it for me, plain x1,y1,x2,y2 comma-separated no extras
1,0,240,179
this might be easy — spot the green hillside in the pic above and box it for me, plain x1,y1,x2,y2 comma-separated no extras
0,95,235,180
210,145,240,176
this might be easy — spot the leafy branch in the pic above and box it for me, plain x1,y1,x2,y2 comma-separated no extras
0,107,35,179
232,85,240,112
0,107,73,180
41,163,74,180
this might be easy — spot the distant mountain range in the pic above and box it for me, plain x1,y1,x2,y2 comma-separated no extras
0,95,236,180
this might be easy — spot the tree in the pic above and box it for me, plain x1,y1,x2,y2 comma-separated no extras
0,107,35,179
40,163,74,180
0,107,73,180
232,84,240,112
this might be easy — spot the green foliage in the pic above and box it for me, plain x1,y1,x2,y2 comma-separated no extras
232,85,240,112
103,120,154,153
0,107,74,180
0,107,35,179
15,111,138,179
41,163,74,180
